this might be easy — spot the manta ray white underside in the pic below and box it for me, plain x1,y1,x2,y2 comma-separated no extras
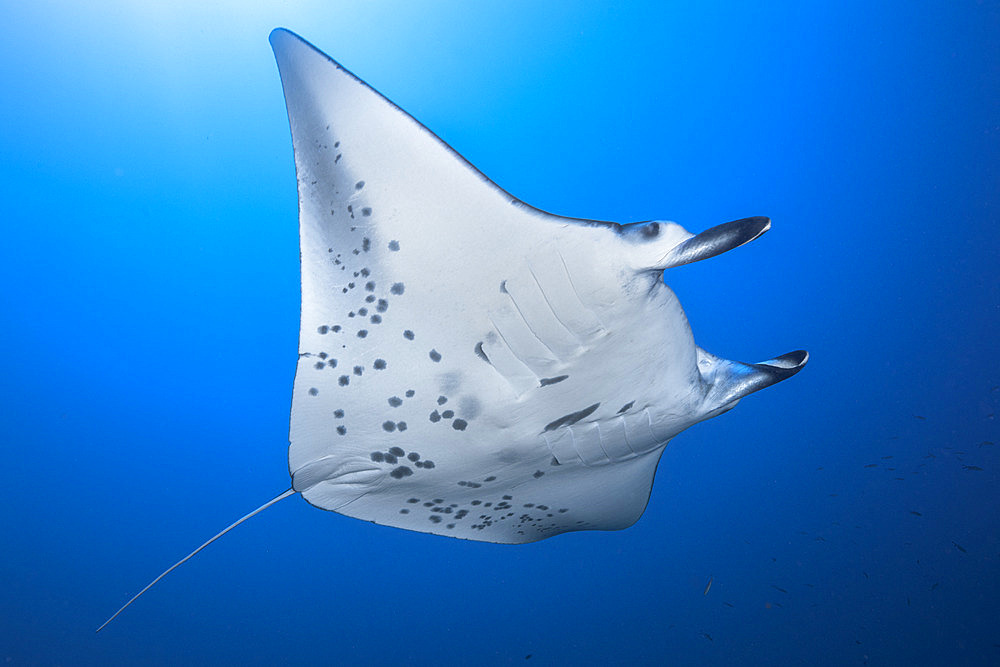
270,27,807,543
99,28,806,631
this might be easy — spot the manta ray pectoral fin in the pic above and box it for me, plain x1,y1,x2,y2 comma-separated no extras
699,348,809,414
620,216,771,272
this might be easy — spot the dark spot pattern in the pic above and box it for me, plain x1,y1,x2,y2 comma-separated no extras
403,330,415,340
429,349,442,362
540,375,569,387
453,419,468,431
543,403,601,432
390,282,405,295
474,342,490,364
388,240,400,251
308,387,318,396
373,359,387,370
390,466,412,479
388,396,403,407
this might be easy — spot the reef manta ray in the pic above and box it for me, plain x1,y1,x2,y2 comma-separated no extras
99,28,807,631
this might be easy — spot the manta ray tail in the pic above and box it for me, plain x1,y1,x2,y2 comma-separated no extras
96,488,296,632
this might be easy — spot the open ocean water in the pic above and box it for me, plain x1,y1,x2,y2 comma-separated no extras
1,2,997,665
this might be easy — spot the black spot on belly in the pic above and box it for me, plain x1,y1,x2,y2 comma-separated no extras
533,470,544,478
543,403,601,432
437,395,448,405
539,375,568,387
388,396,403,407
317,325,329,334
474,342,491,364
388,447,404,457
357,330,368,338
390,466,412,479
390,282,405,295
429,515,442,523
365,281,375,291
617,400,635,414
407,452,420,462
405,389,415,397
353,366,363,376
429,349,442,362
441,410,454,419
339,375,350,386
397,421,407,431
429,410,441,423
373,359,387,370
384,453,397,464
336,425,347,435
452,419,468,431
308,387,318,396
334,409,344,418
388,240,400,251
403,330,414,340
314,361,325,370
361,207,372,216
383,421,396,432
355,180,365,190
370,452,384,462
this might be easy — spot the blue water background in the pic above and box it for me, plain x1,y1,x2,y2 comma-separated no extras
1,2,997,664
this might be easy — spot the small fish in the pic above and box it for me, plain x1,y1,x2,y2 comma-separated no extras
907,596,910,606
881,455,893,460
978,441,994,447
931,582,939,590
704,577,713,596
771,585,788,594
914,415,926,420
910,511,922,516
962,465,984,471
724,602,735,608
863,572,870,580
700,632,713,641
525,655,532,660
863,463,878,468
953,542,967,553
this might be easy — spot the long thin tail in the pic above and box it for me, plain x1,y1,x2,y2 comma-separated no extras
97,488,296,632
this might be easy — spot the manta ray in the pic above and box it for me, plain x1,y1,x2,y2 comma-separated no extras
98,28,807,631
